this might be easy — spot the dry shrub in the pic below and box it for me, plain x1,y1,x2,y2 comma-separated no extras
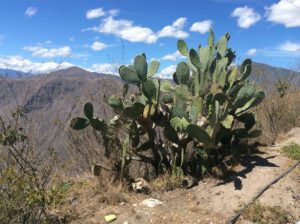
92,167,129,205
96,177,129,205
54,173,131,223
0,110,69,223
255,87,300,144
239,202,295,224
150,174,182,192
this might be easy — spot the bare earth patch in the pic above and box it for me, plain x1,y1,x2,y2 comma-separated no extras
59,129,300,224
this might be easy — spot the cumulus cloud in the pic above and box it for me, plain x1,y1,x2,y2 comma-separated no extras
231,6,261,28
87,16,158,43
0,55,73,74
265,0,300,27
162,51,185,61
246,48,257,56
25,7,38,17
23,45,72,58
86,8,119,19
159,65,176,78
157,17,189,39
279,41,300,52
85,16,189,44
91,63,120,75
86,8,105,19
91,41,108,51
190,20,213,34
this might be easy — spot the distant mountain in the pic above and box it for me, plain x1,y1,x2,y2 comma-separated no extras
251,62,300,87
0,63,299,172
0,69,30,77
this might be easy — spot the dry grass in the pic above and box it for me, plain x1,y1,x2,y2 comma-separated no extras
150,174,182,192
255,88,300,144
239,202,295,224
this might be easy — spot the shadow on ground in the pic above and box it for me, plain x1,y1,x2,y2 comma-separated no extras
218,154,279,190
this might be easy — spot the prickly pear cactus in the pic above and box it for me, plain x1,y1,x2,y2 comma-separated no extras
70,29,265,180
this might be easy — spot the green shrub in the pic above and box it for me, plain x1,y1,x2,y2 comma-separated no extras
282,142,300,160
0,109,68,223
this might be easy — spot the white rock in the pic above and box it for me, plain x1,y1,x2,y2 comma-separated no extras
140,198,163,208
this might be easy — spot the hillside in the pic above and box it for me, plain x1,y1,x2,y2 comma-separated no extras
0,67,125,171
250,62,300,90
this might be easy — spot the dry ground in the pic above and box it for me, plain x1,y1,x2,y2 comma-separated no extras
57,128,300,224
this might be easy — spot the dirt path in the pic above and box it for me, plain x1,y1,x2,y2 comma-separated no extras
64,128,300,224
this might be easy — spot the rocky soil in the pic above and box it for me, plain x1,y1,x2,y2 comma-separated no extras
57,128,300,224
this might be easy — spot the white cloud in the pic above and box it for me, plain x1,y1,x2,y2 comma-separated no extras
86,8,105,19
23,45,72,58
91,63,120,75
246,48,257,56
279,41,300,52
91,41,108,51
231,6,261,28
162,51,185,61
0,55,73,74
250,42,300,58
157,17,189,39
88,16,158,44
265,0,300,27
84,16,189,43
25,7,38,18
190,20,213,34
159,65,176,78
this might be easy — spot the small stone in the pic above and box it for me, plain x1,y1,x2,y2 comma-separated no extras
132,178,150,193
140,198,163,208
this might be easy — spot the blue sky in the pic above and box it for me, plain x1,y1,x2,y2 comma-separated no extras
0,0,299,75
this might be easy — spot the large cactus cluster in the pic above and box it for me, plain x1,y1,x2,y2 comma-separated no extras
70,30,265,180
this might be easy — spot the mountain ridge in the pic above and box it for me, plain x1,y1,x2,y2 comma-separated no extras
2,61,299,81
